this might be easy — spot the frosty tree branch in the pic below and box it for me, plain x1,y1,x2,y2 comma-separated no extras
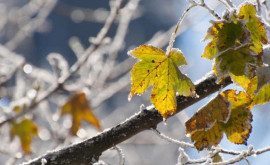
22,72,232,165
0,0,124,127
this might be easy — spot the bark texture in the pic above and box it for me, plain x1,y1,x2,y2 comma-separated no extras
22,72,232,165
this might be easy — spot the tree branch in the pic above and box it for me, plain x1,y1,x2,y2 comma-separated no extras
22,72,232,165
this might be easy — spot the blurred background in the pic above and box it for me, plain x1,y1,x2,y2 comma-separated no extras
0,0,270,164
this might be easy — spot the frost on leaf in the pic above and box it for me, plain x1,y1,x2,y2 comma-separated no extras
202,4,267,87
61,92,101,135
202,20,263,84
10,118,38,154
128,45,195,119
238,4,268,54
238,47,270,107
185,90,252,151
251,83,270,107
248,46,270,106
185,95,230,134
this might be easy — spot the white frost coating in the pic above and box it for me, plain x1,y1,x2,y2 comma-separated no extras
146,104,154,110
139,104,145,111
93,160,107,165
41,158,47,165
127,97,131,102
177,147,189,165
152,129,194,148
166,32,176,56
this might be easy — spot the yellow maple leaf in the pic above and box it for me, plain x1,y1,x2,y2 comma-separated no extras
186,90,252,151
61,92,101,135
128,45,195,119
10,118,38,154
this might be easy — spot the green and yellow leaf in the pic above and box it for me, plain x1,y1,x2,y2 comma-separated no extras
129,45,195,119
251,83,270,106
10,118,38,154
238,4,268,54
202,20,247,60
186,90,252,151
185,95,230,134
202,19,262,83
61,92,101,135
202,3,267,87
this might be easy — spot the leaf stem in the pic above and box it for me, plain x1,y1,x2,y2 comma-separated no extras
166,4,196,55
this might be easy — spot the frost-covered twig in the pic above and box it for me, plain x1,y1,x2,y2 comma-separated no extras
112,146,125,165
217,0,231,9
262,0,270,22
94,0,141,87
200,0,221,20
152,129,194,148
177,147,189,165
166,4,196,55
0,0,124,127
21,72,232,165
256,0,262,14
5,0,58,50
224,0,234,8
68,37,85,58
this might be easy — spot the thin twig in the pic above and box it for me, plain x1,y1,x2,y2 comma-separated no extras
94,0,140,87
5,0,58,50
199,0,221,20
224,0,234,8
152,129,194,148
166,4,197,55
112,146,125,165
256,0,262,14
0,0,124,127
22,72,233,165
217,0,231,9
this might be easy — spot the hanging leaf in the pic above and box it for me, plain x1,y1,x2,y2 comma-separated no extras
202,19,263,83
186,90,252,151
238,3,268,54
61,92,101,135
202,20,248,60
251,83,270,106
185,95,230,134
10,118,38,154
128,45,195,119
202,3,268,88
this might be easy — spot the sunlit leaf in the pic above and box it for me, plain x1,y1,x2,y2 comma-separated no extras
202,19,263,83
185,95,230,134
238,4,268,54
221,90,252,144
61,92,101,135
230,75,257,96
186,90,252,151
214,46,261,82
10,118,38,154
202,20,247,60
251,83,270,106
128,45,195,119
